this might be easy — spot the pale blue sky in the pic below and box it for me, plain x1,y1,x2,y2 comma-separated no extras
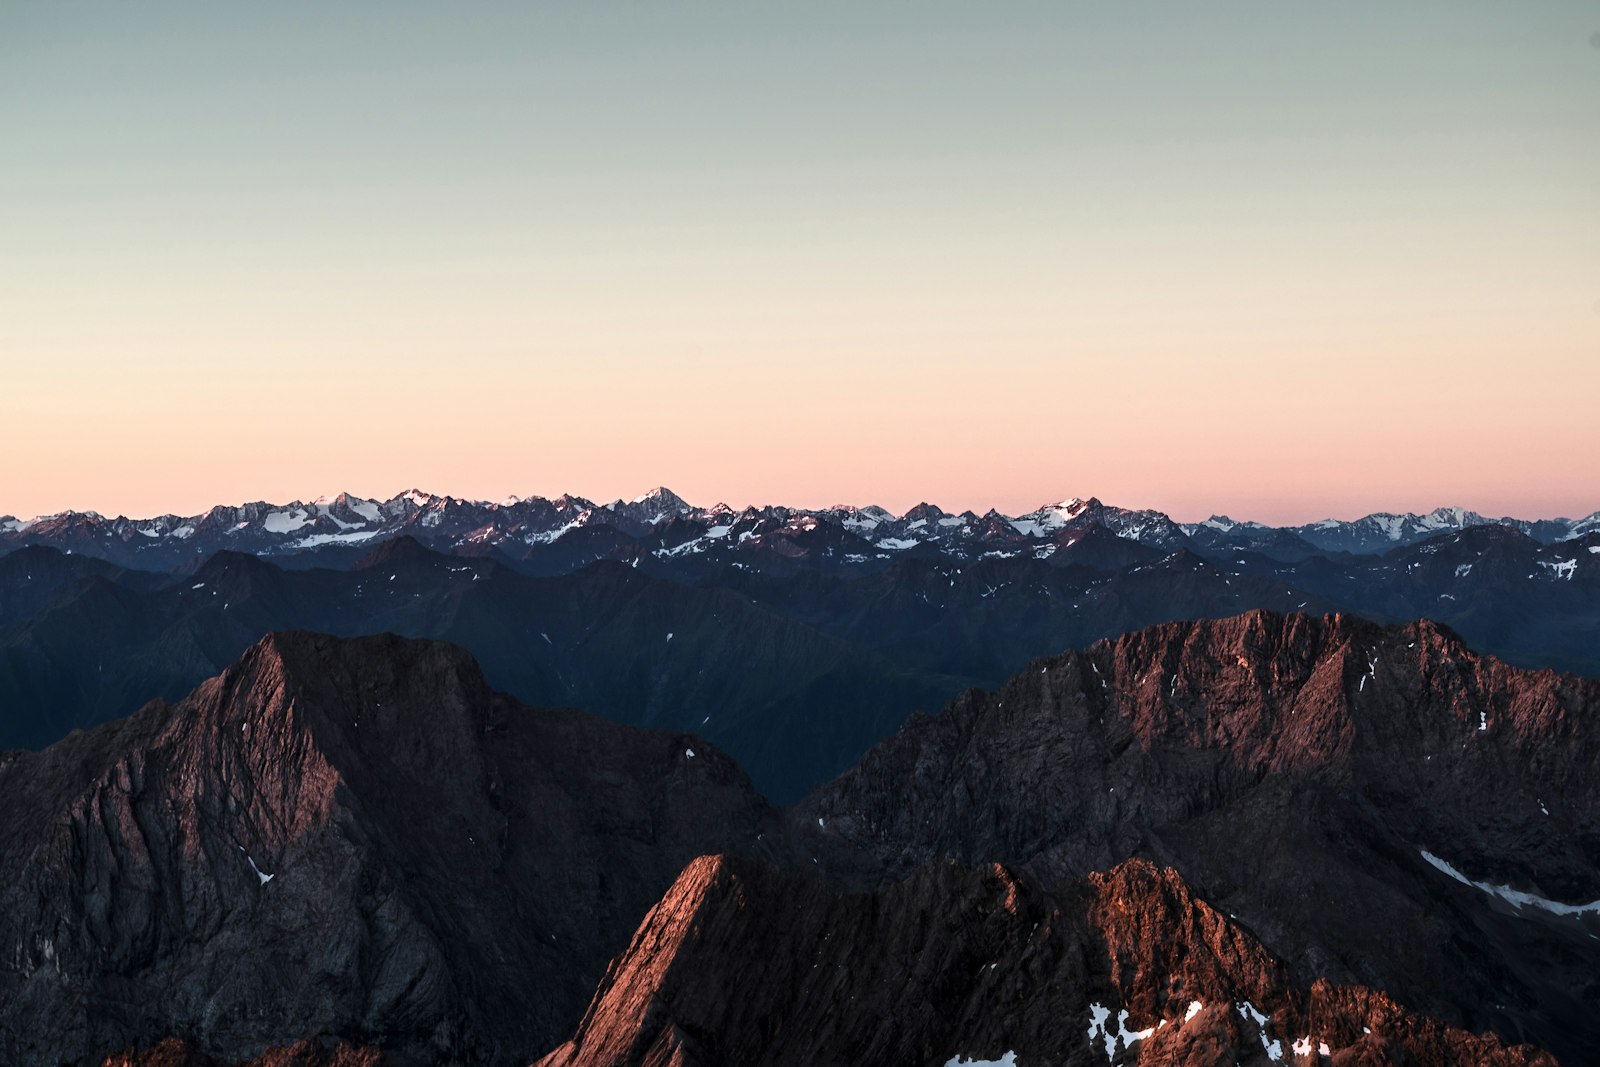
2,3,1596,521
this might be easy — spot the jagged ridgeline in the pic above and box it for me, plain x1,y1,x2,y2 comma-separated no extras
4,612,1595,1065
5,489,1598,571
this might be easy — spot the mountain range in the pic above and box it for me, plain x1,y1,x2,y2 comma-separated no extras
4,613,1593,1065
2,506,1599,802
4,488,1598,573
5,489,1597,1064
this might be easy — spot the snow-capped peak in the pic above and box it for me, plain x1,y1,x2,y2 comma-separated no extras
1418,507,1486,531
1008,496,1095,536
631,486,688,507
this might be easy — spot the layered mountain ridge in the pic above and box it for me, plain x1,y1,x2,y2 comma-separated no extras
1,612,1593,1064
4,518,1599,804
4,487,1597,573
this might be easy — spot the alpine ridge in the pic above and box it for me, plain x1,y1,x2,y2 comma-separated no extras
4,488,1596,572
4,514,1600,802
0,612,1592,1064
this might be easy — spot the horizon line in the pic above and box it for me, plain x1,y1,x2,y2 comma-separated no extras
4,486,1595,530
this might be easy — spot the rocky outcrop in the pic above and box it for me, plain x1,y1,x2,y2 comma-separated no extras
538,854,1555,1066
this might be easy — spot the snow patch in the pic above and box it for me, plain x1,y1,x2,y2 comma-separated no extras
945,1054,1017,1067
1374,514,1408,540
1087,1004,1112,1059
1087,1003,1155,1060
526,519,583,545
1236,1002,1282,1061
1419,849,1600,917
239,847,274,886
1012,498,1090,538
263,509,312,534
286,530,382,549
320,509,364,531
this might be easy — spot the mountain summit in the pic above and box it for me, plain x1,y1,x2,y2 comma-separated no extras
0,631,780,1065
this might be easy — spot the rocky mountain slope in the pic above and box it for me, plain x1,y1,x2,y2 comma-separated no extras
794,611,1600,1064
538,855,1554,1067
1,614,1592,1064
0,632,785,1066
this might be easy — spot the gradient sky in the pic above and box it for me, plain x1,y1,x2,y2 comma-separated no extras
2,2,1596,524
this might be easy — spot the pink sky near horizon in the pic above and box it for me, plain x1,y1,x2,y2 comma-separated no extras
5,245,1596,526
4,418,1596,528
6,272,1597,525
